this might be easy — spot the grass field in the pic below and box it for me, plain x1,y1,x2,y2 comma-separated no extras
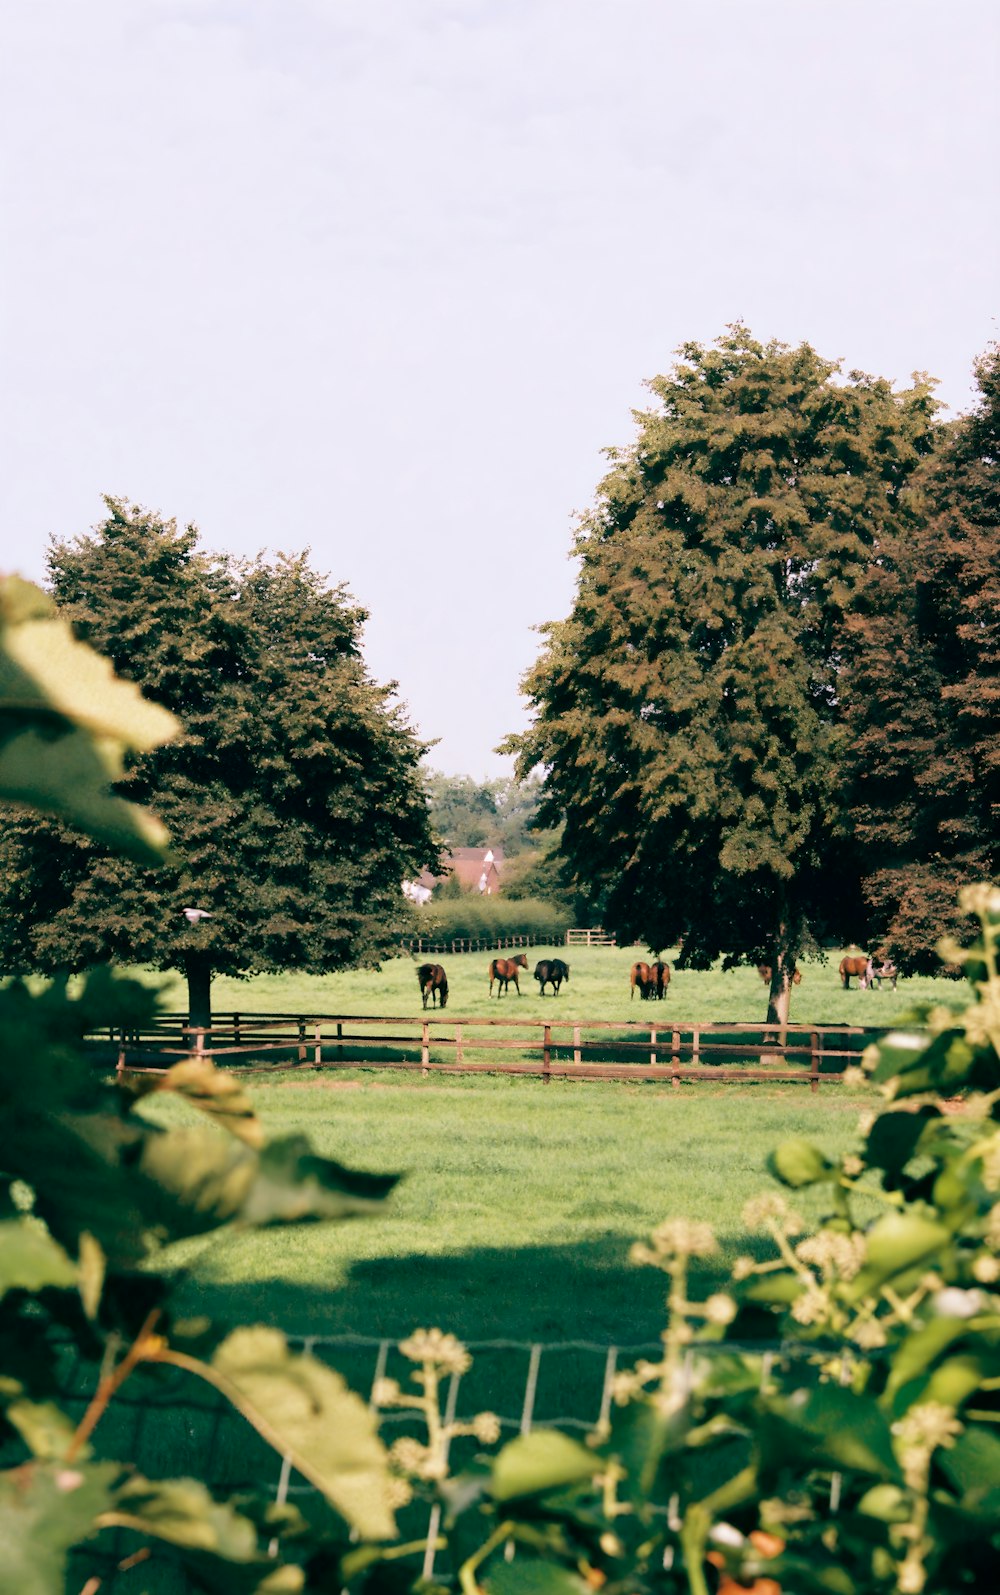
139,942,951,1028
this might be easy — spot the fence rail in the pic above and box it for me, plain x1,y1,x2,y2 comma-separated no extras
92,1011,898,1087
397,932,548,955
565,927,617,946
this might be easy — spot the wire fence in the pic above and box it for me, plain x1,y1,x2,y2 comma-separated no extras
64,1330,830,1592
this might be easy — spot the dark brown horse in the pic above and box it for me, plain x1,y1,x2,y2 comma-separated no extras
630,961,652,1001
489,953,528,996
534,958,569,995
839,954,870,990
649,960,670,999
417,963,448,1009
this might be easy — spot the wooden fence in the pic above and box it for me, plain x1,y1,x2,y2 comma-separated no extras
397,933,546,955
564,928,617,946
94,1012,898,1089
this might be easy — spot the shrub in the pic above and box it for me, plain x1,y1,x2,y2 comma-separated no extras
417,894,572,945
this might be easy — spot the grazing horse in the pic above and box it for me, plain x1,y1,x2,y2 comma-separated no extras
534,958,570,995
630,961,652,1001
758,964,802,986
870,959,898,991
649,960,670,999
489,953,528,996
839,954,871,990
417,963,448,1009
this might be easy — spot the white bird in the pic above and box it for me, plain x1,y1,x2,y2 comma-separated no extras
181,908,213,923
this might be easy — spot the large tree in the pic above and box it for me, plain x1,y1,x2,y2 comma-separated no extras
842,344,1000,969
0,500,436,1023
506,328,938,1021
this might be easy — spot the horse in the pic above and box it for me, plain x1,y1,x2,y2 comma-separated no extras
648,960,670,999
630,961,652,1001
534,958,570,995
489,953,528,996
757,965,802,986
870,959,898,991
417,963,448,1009
839,954,871,990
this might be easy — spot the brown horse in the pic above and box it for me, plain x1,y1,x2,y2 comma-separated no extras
417,963,448,1009
870,959,898,991
839,954,870,990
630,961,652,1001
489,953,528,996
758,965,802,986
649,960,670,999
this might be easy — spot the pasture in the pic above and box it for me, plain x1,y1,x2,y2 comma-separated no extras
141,942,949,1026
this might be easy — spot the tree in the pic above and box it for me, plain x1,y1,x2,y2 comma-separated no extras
424,770,500,849
842,345,1000,969
0,500,436,1024
505,328,938,1022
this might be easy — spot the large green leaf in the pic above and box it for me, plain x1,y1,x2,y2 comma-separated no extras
491,1430,600,1503
200,1327,396,1540
158,1057,265,1148
847,1211,951,1299
759,1386,901,1483
0,1458,119,1595
485,1558,591,1595
766,1138,832,1188
0,1220,77,1298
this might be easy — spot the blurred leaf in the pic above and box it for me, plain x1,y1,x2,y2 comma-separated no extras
766,1139,831,1188
940,1427,1000,1494
203,1328,396,1539
0,1220,77,1298
865,1109,935,1183
849,1212,951,1295
77,1232,105,1319
0,1458,119,1595
485,1559,591,1595
159,1058,265,1148
492,1431,599,1503
6,1401,78,1461
759,1386,901,1482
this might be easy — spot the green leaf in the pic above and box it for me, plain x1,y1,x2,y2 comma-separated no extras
766,1139,832,1188
159,1057,265,1148
856,1483,910,1522
0,1219,77,1298
0,1459,119,1595
204,1327,396,1539
491,1431,600,1503
865,1109,935,1182
940,1427,1000,1495
485,1559,591,1595
884,1317,967,1406
760,1386,901,1482
5,1401,78,1461
861,1212,951,1285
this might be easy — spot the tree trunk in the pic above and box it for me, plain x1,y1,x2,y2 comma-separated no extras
184,951,213,1046
763,923,797,1061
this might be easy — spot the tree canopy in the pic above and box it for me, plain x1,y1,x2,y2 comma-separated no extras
505,328,938,1002
0,500,436,1019
843,344,1000,969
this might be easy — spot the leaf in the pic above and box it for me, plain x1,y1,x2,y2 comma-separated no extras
884,1316,967,1406
78,1232,105,1319
861,1212,951,1284
6,1401,78,1461
485,1559,591,1595
0,1219,77,1298
159,1058,265,1148
766,1139,831,1188
759,1386,901,1482
202,1327,396,1539
0,1459,119,1595
240,1137,399,1225
940,1427,1000,1495
491,1430,600,1503
0,724,171,862
865,1109,935,1183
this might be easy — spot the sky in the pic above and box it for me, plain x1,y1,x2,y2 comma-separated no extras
2,0,997,778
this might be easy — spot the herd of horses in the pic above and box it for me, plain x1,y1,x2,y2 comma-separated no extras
415,951,899,1009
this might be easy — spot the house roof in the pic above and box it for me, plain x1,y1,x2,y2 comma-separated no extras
416,846,505,893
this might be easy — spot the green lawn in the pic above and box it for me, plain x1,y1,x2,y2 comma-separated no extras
139,942,950,1029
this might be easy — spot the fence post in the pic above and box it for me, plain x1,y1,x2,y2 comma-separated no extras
314,1021,322,1067
233,1013,241,1048
573,1024,581,1067
543,1023,551,1083
671,1026,680,1089
336,1020,343,1067
650,1026,657,1069
297,1018,307,1064
455,1023,463,1068
811,1030,820,1094
691,1025,699,1070
117,1026,126,1076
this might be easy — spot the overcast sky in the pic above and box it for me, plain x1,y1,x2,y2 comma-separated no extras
2,0,997,777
